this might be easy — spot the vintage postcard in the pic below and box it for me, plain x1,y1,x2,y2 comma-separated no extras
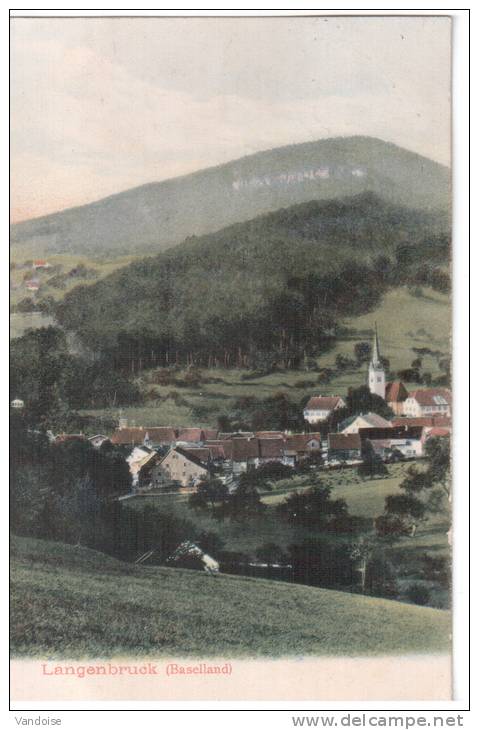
10,13,456,703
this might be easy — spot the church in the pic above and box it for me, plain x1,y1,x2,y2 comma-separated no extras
368,326,410,416
368,324,386,399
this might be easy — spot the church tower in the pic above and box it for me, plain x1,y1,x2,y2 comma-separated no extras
368,324,386,399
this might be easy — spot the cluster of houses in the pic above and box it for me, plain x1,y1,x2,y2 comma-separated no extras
17,260,51,293
101,405,449,493
112,329,450,493
12,327,451,495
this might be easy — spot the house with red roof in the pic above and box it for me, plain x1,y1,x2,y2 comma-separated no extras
303,395,345,424
391,416,451,428
423,427,451,442
176,427,218,444
327,433,362,462
25,279,40,292
285,433,322,457
403,388,452,418
385,381,409,415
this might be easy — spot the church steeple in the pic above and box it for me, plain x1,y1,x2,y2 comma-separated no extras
368,323,386,400
372,322,381,367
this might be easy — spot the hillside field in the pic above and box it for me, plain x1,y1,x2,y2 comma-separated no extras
128,462,449,564
79,285,450,431
9,252,137,310
10,535,450,658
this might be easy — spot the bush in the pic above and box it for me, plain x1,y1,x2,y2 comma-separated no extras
405,583,431,606
255,542,289,565
244,461,295,486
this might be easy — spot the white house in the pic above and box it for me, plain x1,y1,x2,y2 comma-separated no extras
126,446,156,486
11,398,24,409
403,389,452,418
303,395,345,424
341,412,392,434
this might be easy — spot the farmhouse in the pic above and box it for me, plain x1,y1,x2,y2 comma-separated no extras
391,416,451,428
54,433,86,444
222,437,260,474
155,446,209,488
385,381,409,415
403,388,452,418
176,427,218,444
285,433,322,459
340,412,392,434
423,427,451,442
303,395,345,424
327,433,362,462
25,279,40,292
33,259,51,270
111,425,178,447
359,425,424,459
111,427,151,447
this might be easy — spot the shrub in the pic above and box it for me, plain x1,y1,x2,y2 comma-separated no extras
405,583,431,606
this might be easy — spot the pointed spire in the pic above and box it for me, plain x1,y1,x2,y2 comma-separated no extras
372,322,381,367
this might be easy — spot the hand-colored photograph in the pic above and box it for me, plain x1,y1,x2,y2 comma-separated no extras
10,14,452,702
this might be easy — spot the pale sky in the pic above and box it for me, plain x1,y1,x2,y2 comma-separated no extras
10,16,451,222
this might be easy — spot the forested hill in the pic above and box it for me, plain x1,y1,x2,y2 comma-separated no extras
11,136,449,257
56,192,450,371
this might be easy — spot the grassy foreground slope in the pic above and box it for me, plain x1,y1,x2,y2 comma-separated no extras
11,536,450,658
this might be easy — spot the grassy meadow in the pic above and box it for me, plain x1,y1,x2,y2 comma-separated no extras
127,463,449,565
10,535,450,658
9,252,138,310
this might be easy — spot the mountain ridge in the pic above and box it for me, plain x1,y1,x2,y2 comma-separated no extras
11,136,450,258
56,191,450,368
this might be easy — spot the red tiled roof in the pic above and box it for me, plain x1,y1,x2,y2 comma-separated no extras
204,444,227,460
54,433,86,444
286,433,322,451
176,428,204,442
258,438,284,459
144,427,178,442
202,428,219,441
425,427,451,440
255,431,285,440
110,428,148,445
230,438,260,461
305,396,344,410
171,447,210,470
385,381,409,403
218,432,255,440
407,388,452,406
179,447,212,465
392,416,451,428
328,433,361,451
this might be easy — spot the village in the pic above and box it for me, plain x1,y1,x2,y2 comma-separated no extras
14,329,450,499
